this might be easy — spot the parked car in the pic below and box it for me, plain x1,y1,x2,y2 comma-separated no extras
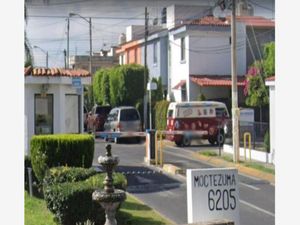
166,101,230,147
86,105,112,132
104,106,142,143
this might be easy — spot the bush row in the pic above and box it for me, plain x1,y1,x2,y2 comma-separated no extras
30,134,95,182
43,167,127,225
154,100,170,131
93,64,146,107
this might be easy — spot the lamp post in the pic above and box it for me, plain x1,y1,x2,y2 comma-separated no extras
69,13,92,75
33,45,48,68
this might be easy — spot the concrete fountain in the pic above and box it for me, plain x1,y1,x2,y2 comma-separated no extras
92,144,126,225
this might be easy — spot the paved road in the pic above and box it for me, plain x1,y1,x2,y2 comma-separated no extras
93,139,275,225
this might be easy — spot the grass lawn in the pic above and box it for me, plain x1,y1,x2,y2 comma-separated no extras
25,191,56,225
25,191,174,225
198,151,275,175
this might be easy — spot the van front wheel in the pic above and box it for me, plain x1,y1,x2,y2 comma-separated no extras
175,140,182,147
182,136,191,147
216,131,225,146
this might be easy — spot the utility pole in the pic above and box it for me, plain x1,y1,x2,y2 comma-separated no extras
231,0,240,163
67,17,70,69
46,51,49,68
89,17,92,76
143,7,149,130
63,49,67,69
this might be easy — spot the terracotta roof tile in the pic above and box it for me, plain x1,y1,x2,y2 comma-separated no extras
230,16,274,28
24,67,90,77
190,75,245,87
173,80,186,89
189,16,230,27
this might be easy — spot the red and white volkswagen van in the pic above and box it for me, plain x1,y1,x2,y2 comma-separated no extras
166,101,230,146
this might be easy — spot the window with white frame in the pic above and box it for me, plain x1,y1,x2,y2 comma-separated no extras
34,94,53,135
180,37,186,62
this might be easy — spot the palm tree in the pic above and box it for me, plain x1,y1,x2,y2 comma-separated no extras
24,0,33,67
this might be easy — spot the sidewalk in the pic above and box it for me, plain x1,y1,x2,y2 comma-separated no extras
161,140,275,185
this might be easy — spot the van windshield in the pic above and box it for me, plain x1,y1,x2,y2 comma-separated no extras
120,109,140,121
216,108,228,117
168,110,174,118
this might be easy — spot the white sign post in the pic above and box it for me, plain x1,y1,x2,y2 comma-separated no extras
187,168,240,225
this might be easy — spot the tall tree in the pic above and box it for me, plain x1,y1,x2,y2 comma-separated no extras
244,42,275,123
25,0,33,66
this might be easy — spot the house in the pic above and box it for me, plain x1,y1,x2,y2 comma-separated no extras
69,47,119,74
24,66,91,155
265,75,275,164
116,26,169,92
168,15,274,109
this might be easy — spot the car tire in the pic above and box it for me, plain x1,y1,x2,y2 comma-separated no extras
175,140,182,147
182,136,191,147
208,137,216,146
216,130,225,146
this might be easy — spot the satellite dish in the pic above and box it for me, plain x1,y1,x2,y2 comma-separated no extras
212,5,231,19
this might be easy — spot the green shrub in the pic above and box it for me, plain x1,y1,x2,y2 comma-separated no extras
30,134,94,182
43,166,97,187
264,130,270,153
44,171,127,225
154,100,170,130
109,64,146,107
24,155,40,194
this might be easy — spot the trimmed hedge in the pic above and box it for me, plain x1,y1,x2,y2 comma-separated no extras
43,167,127,225
24,155,40,195
154,100,170,131
30,134,94,182
109,64,146,107
43,166,98,187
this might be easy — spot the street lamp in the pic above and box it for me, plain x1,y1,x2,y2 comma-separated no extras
34,45,48,68
69,13,92,75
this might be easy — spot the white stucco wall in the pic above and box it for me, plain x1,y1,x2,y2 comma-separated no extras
24,77,90,155
189,25,246,76
169,34,190,102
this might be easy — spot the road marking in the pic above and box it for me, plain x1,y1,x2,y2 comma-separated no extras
239,173,262,181
240,182,260,190
240,199,275,217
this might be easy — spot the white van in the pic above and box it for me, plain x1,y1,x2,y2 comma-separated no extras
166,101,230,146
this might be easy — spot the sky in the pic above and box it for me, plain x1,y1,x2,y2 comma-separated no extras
25,0,275,68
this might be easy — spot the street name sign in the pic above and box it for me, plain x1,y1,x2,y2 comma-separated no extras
72,77,81,87
187,168,240,225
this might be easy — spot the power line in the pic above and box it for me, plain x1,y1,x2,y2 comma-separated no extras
248,0,274,12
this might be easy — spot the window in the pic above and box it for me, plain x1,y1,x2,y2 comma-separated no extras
153,42,157,64
35,94,53,135
167,110,174,118
180,37,186,61
216,108,228,117
120,109,140,121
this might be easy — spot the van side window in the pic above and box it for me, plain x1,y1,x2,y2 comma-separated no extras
216,108,228,117
168,110,173,118
209,108,214,115
203,108,207,115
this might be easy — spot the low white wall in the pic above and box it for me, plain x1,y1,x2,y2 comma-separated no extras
223,144,274,164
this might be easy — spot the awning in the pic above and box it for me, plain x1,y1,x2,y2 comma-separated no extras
190,75,245,87
172,80,186,89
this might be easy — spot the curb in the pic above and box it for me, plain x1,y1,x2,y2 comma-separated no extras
192,153,275,185
162,164,185,175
